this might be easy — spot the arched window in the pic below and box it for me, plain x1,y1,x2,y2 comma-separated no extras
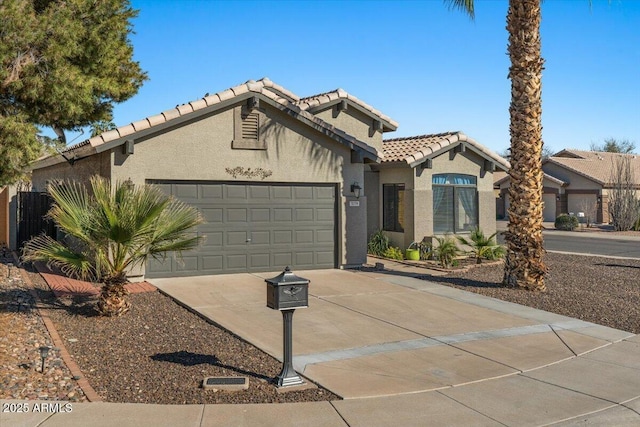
433,174,478,233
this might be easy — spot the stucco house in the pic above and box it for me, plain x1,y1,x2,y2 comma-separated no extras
366,132,509,250
496,149,640,224
19,78,506,278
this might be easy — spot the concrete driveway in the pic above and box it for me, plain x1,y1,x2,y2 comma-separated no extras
5,264,640,427
148,264,640,425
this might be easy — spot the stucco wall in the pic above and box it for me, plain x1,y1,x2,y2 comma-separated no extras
418,150,496,238
375,149,498,249
364,168,380,238
109,101,368,266
313,106,384,153
31,152,112,192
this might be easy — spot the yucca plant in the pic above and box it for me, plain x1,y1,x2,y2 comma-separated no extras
457,228,505,264
432,235,460,269
22,176,203,316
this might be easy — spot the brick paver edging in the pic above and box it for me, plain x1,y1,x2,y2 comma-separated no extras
12,253,103,402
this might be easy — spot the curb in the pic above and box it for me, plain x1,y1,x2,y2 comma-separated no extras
12,252,103,402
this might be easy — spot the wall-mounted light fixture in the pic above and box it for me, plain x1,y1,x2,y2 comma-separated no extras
350,182,362,199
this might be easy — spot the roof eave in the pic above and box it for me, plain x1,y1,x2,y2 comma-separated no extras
404,134,510,171
94,92,258,154
28,143,97,170
305,99,398,132
39,90,380,165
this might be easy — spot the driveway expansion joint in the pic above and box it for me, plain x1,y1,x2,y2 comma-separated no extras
294,321,602,373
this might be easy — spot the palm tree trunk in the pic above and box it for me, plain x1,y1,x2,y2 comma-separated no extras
502,0,547,291
97,274,131,316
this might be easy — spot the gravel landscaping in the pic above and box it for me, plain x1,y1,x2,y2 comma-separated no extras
435,252,640,334
20,270,338,405
0,255,87,402
2,249,639,405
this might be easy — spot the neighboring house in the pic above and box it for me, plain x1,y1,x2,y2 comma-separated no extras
496,149,640,224
367,132,509,250
16,78,505,278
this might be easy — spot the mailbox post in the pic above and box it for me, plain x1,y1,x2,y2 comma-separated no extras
265,267,309,387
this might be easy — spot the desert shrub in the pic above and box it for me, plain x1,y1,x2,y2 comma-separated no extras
484,245,506,260
432,236,460,268
367,230,390,256
456,228,506,264
609,156,640,231
382,246,404,260
555,214,579,231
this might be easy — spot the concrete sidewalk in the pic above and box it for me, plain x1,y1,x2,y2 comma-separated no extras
4,262,640,426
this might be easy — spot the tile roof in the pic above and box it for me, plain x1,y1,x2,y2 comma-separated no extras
382,131,510,170
545,149,640,186
493,170,566,187
33,78,389,168
297,89,398,130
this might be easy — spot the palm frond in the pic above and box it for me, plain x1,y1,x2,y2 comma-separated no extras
22,235,96,281
444,0,475,19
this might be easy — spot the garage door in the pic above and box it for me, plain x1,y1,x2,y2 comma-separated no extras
146,182,337,278
542,193,557,222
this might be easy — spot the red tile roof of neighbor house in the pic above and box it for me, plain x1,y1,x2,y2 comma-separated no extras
32,78,397,169
545,149,640,186
382,131,510,170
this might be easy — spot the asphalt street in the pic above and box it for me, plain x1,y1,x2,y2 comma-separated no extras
496,231,640,259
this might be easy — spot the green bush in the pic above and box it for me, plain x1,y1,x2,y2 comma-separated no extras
456,228,506,264
484,245,506,260
382,246,404,260
555,214,579,231
367,230,390,256
432,236,460,268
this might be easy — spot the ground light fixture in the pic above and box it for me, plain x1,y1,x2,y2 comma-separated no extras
39,346,50,373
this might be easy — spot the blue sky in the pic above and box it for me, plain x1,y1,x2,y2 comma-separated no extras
67,0,639,154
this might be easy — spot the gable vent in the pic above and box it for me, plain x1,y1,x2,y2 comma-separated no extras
242,113,259,140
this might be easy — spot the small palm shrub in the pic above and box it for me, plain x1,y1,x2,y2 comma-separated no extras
432,236,460,268
555,214,579,231
22,176,204,316
368,229,390,256
457,228,506,264
383,246,404,260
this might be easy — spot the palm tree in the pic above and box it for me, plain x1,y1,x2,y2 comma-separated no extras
457,228,506,264
22,176,204,316
447,0,546,291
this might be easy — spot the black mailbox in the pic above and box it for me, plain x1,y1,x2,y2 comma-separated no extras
265,267,309,310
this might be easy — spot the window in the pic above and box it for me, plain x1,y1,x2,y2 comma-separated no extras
433,174,478,233
383,184,405,232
